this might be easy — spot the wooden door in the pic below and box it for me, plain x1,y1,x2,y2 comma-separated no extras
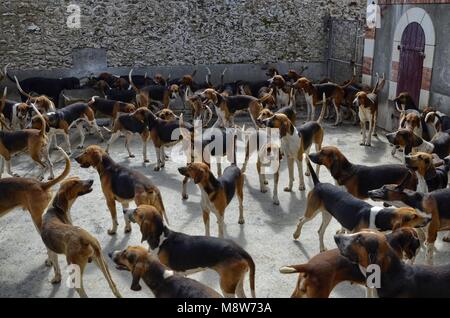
396,22,426,106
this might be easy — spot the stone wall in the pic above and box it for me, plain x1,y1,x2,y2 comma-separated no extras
0,0,365,70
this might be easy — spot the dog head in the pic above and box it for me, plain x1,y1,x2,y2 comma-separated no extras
200,88,219,104
309,146,347,176
261,113,294,137
385,129,420,148
404,112,421,132
52,177,94,212
405,152,441,179
168,84,180,100
270,75,286,89
132,107,154,125
335,230,391,269
178,162,212,185
353,91,373,108
394,92,416,111
156,109,178,121
28,95,54,113
123,205,165,246
75,145,106,169
293,77,312,92
15,103,32,124
389,207,432,231
109,245,152,291
386,227,421,261
256,108,274,126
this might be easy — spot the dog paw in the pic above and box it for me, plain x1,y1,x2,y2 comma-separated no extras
443,236,450,243
51,276,62,285
293,232,300,240
238,219,245,225
299,185,306,191
154,167,160,172
260,188,268,193
372,133,378,137
182,194,189,200
107,229,117,235
124,225,132,234
77,145,84,149
305,171,310,177
144,159,150,163
320,247,328,253
263,180,269,185
129,154,136,158
45,259,53,267
284,187,292,192
273,199,280,206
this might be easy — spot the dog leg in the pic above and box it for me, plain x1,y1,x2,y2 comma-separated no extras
93,255,122,298
366,118,373,146
105,131,120,154
48,251,61,284
217,214,225,238
360,120,367,146
426,242,435,265
0,157,3,177
160,146,166,168
273,170,280,205
124,133,135,158
318,211,332,252
202,210,211,237
284,158,294,192
51,133,59,150
76,122,86,149
304,149,311,177
90,120,104,142
154,147,161,171
122,202,132,233
237,175,245,225
443,232,450,243
257,160,267,193
217,161,222,177
333,101,340,126
314,143,322,176
297,158,305,191
63,133,72,155
142,136,149,163
41,147,55,180
5,159,18,177
182,176,189,200
106,197,119,235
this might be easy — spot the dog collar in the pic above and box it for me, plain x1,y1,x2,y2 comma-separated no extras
369,206,383,229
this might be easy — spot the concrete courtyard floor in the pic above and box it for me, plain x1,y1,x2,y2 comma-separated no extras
1,115,450,298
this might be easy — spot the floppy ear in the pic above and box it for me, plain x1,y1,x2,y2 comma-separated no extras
329,153,341,176
280,120,293,137
52,192,68,213
90,149,103,167
395,171,412,191
193,170,204,184
392,220,402,231
130,263,144,291
425,164,437,180
140,220,152,243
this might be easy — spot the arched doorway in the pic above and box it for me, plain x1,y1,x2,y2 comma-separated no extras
396,22,425,106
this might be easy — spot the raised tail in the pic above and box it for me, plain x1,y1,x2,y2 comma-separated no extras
41,147,71,190
128,69,140,93
4,64,15,83
306,156,320,186
29,103,46,137
279,264,309,274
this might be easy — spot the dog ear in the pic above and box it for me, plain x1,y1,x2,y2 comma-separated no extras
193,170,204,184
280,120,293,137
140,220,152,243
52,192,68,213
90,149,103,167
130,263,144,291
329,153,341,177
425,164,437,180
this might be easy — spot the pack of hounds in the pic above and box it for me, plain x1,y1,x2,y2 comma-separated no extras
2,64,450,298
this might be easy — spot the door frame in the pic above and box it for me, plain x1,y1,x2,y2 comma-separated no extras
388,7,435,109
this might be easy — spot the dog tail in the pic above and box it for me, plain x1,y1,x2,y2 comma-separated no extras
279,264,309,274
29,102,46,137
306,156,320,186
41,147,71,190
4,64,15,83
339,67,356,89
241,250,256,298
155,190,169,226
0,87,6,114
128,69,140,93
86,235,122,298
14,75,33,100
317,92,327,124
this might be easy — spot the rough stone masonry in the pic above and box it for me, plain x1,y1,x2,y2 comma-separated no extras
0,0,365,70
